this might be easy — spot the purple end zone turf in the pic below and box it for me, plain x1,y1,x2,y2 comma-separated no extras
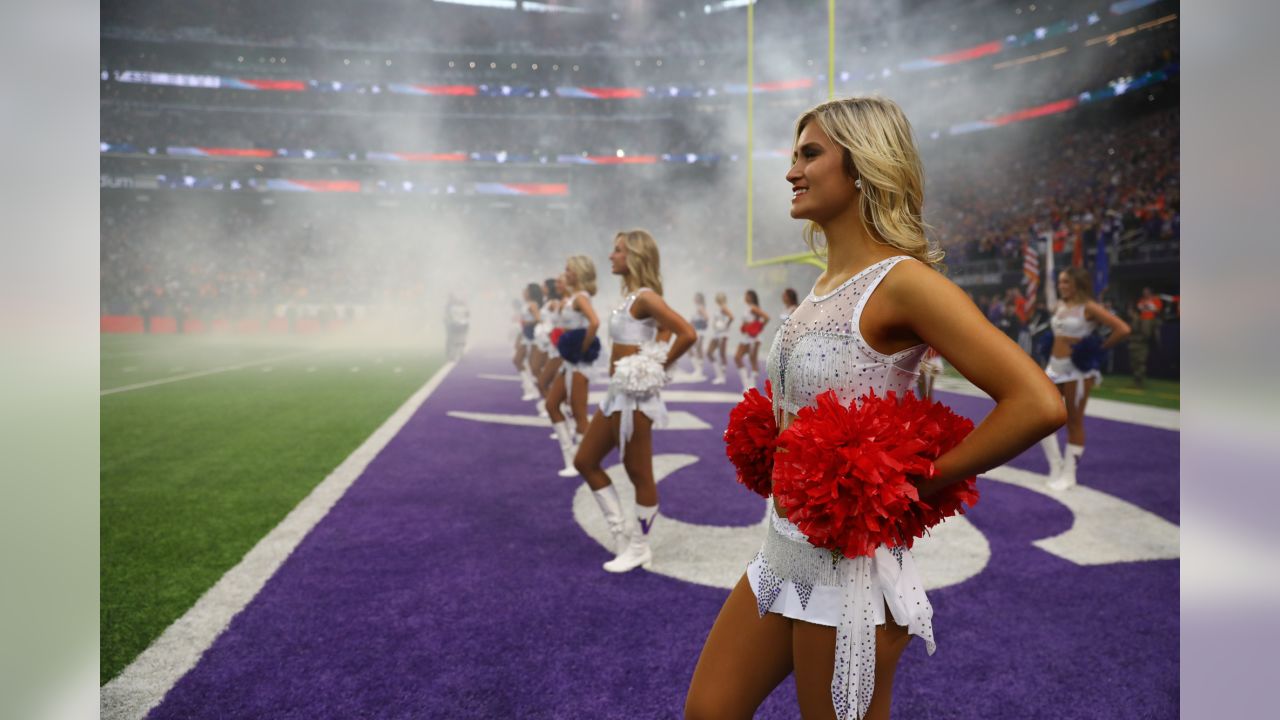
148,351,1178,719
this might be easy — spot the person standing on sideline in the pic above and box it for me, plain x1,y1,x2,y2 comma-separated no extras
1128,286,1163,388
444,292,470,361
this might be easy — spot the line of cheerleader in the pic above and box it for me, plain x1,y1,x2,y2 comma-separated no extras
512,229,697,572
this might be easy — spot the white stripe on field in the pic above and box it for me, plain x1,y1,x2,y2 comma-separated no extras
99,360,457,720
101,351,318,396
931,376,1179,431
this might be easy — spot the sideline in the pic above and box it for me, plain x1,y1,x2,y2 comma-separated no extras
100,351,319,396
931,375,1180,431
100,360,458,720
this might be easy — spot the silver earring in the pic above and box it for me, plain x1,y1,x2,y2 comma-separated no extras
855,178,863,190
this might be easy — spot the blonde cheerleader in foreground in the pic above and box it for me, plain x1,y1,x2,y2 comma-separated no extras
546,258,601,477
514,283,542,401
734,289,770,389
685,96,1065,720
1039,266,1130,491
573,230,696,572
708,292,734,385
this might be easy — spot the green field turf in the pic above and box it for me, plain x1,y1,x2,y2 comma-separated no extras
941,365,1179,410
101,333,443,684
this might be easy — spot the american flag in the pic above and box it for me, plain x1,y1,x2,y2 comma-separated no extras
1023,239,1040,301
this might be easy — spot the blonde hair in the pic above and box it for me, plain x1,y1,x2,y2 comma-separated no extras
565,255,598,296
715,291,727,304
794,95,943,267
617,229,663,296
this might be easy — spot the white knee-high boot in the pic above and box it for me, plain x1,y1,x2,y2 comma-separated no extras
1040,434,1063,479
1049,443,1083,491
552,421,579,477
591,486,628,555
711,360,726,384
737,365,751,389
520,369,539,400
605,503,657,573
691,355,705,380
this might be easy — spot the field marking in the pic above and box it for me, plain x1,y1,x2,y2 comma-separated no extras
99,360,457,720
932,376,1179,431
100,352,316,396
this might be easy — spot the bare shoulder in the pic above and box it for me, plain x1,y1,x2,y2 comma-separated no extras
881,258,963,307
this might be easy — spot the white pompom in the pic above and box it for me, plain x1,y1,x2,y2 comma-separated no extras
610,341,669,396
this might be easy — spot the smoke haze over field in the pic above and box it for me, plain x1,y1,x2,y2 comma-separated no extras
100,0,1179,350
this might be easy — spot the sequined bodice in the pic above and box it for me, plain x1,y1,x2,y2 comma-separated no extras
559,291,591,330
541,300,559,327
766,256,928,421
609,288,658,345
1050,302,1095,339
712,307,732,332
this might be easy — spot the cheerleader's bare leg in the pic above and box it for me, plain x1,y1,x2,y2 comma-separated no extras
748,341,762,385
1049,377,1093,490
734,343,751,388
685,574,794,720
546,372,577,476
513,339,527,372
688,578,911,720
539,356,562,395
793,613,910,720
605,411,658,572
574,411,627,554
529,347,546,380
569,371,590,436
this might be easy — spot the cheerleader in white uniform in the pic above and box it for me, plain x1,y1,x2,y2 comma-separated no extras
686,96,1064,720
734,289,770,389
538,275,569,400
573,230,696,572
916,346,944,400
529,277,561,404
546,257,601,477
513,283,542,401
1039,266,1130,491
687,292,710,380
708,292,734,385
780,287,800,323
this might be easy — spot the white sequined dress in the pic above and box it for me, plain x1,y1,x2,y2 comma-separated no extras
746,255,937,720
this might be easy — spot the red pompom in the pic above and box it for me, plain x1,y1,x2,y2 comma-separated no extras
741,320,764,338
723,381,778,498
549,327,564,346
771,389,977,559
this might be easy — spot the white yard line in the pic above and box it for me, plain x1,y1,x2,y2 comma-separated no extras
99,360,457,720
100,352,317,396
932,376,1179,431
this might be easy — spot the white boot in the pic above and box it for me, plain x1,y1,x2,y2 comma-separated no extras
553,421,579,477
520,369,539,401
1040,434,1063,479
737,365,751,390
1049,443,1083,491
691,356,706,380
711,360,726,385
591,486,628,556
748,368,758,388
604,504,657,573
536,398,549,419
